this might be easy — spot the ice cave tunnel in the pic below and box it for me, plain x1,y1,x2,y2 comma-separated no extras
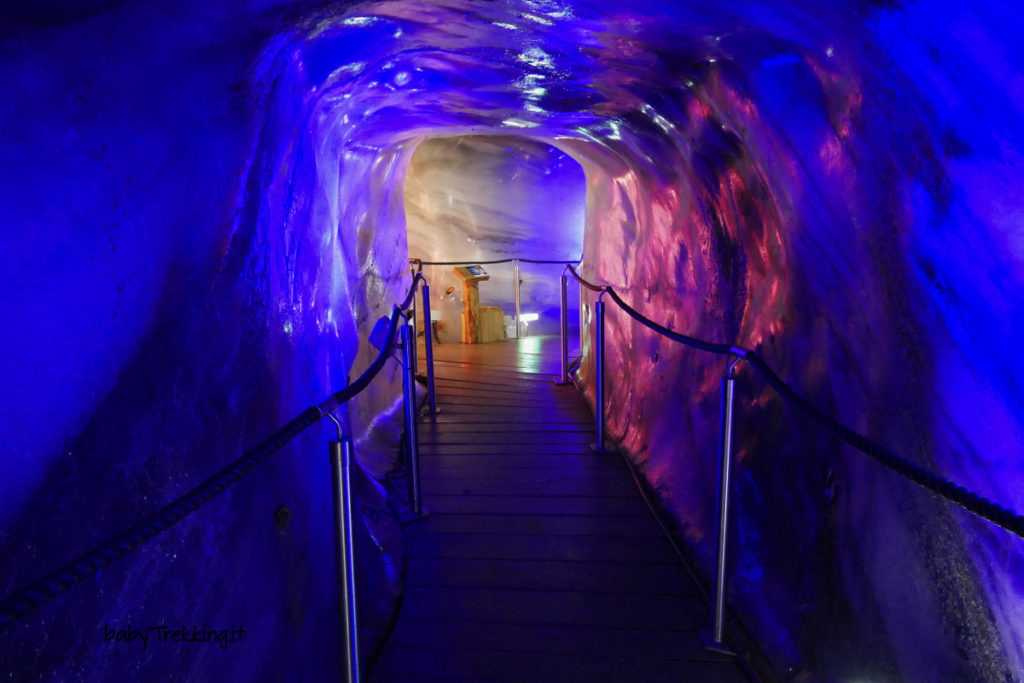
2,0,1024,681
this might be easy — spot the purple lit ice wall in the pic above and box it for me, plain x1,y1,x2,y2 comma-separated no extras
2,0,1023,680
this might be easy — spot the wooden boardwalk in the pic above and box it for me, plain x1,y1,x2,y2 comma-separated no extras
371,336,749,682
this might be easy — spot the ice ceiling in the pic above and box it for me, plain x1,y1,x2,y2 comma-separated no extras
1,0,1023,680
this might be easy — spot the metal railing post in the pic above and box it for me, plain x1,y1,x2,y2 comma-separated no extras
701,356,742,656
400,320,422,515
514,260,522,339
578,282,585,349
408,289,418,377
591,293,609,453
557,271,569,384
328,430,361,683
420,283,438,414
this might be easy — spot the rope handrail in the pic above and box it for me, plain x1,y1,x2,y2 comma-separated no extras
398,271,426,311
566,262,1024,539
740,353,1024,538
0,273,426,631
605,288,738,356
565,263,606,293
7,252,1020,637
410,256,581,267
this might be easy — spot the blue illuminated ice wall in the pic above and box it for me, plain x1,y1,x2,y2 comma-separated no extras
2,0,1023,680
0,1,414,679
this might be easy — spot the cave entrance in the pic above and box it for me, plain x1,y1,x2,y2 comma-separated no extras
403,135,586,345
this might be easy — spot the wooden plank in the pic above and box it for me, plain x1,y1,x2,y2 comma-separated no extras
397,586,705,631
433,375,566,389
422,495,653,516
423,408,592,421
409,513,663,537
429,383,571,399
428,342,573,360
419,421,591,434
419,445,603,456
433,376,573,395
418,466,630,482
431,366,561,381
429,390,564,402
405,532,680,563
430,365,561,383
432,393,576,409
419,476,638,498
422,417,591,429
418,453,617,468
371,336,751,683
372,643,749,683
429,386,572,402
427,410,586,424
418,432,592,446
432,349,564,363
425,401,586,412
404,557,693,594
385,619,729,663
436,396,578,410
431,352,558,367
425,402,590,414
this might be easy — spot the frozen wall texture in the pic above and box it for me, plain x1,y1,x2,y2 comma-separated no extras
0,1,414,679
2,0,1023,681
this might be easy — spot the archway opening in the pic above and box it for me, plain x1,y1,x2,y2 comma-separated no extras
403,135,586,343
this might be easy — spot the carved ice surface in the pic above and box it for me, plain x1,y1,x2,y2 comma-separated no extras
1,0,1023,680
404,135,586,340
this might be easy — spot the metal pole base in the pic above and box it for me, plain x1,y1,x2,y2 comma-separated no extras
699,627,738,656
588,442,617,455
400,323,422,517
397,503,431,525
329,438,361,683
558,272,570,383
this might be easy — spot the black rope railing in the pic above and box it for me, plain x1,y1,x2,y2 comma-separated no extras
0,274,425,631
740,353,1024,537
567,264,607,293
398,272,426,311
411,256,581,267
566,263,1024,539
7,256,1020,634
